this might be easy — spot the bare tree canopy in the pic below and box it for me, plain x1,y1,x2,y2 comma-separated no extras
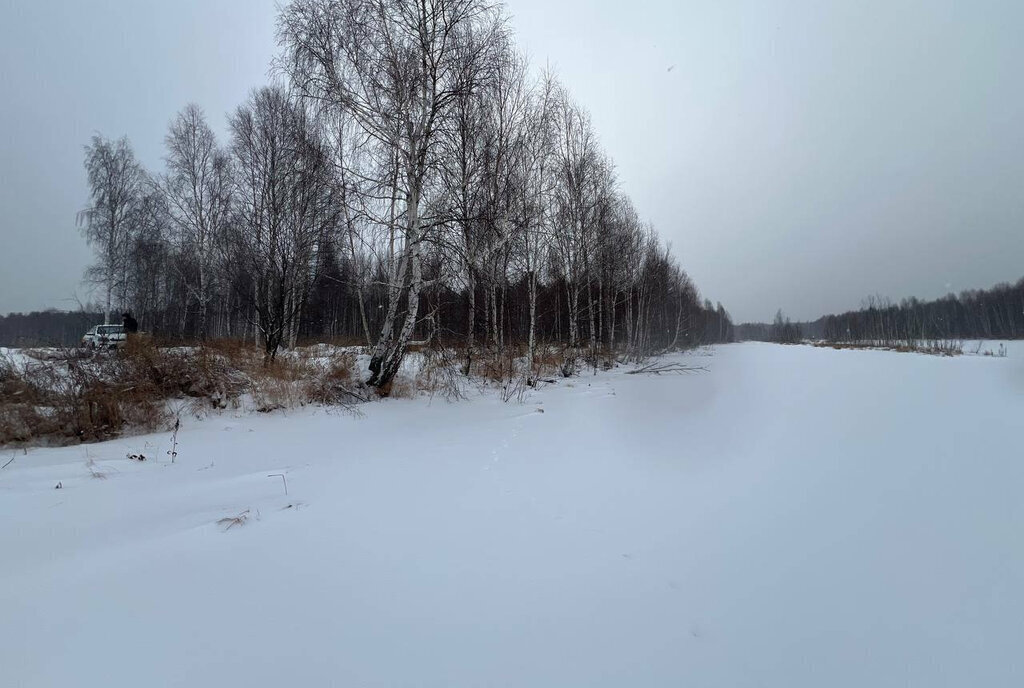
79,135,148,325
160,104,233,340
72,0,735,381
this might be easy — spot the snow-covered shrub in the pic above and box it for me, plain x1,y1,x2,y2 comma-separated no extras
303,351,362,405
415,347,464,400
0,341,371,446
0,353,50,444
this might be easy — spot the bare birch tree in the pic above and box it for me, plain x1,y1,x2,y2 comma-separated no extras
161,104,233,340
79,135,148,325
279,0,507,389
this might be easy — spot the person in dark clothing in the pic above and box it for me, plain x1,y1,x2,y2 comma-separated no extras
122,312,139,334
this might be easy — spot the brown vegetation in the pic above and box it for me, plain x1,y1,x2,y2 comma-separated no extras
810,340,964,356
0,338,362,447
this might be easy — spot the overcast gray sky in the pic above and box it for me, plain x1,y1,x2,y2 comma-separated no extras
1,0,1021,322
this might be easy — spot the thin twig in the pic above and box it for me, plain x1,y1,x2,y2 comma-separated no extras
268,473,288,495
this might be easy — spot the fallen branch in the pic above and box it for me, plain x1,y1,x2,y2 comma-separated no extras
626,362,708,376
336,383,370,403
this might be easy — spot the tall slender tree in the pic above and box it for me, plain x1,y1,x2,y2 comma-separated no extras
161,104,233,340
79,135,147,325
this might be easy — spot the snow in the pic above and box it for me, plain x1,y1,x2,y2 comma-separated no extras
2,342,1023,687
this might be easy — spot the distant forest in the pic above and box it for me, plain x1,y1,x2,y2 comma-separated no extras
738,277,1024,344
0,310,104,348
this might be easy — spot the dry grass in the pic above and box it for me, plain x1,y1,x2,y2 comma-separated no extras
217,509,253,531
304,352,364,405
464,344,578,384
387,376,418,399
0,338,365,447
408,344,581,402
0,350,166,444
416,347,466,400
528,345,571,381
85,456,110,480
1,335,631,445
812,340,964,356
0,353,47,444
253,349,362,411
477,346,520,383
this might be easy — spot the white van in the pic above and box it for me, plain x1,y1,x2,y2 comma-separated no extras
82,324,127,350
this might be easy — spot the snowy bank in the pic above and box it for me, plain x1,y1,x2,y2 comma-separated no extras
1,342,1022,687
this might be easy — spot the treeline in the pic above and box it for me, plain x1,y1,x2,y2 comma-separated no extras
735,310,803,343
819,279,1024,344
737,277,1024,346
0,310,104,348
76,0,731,388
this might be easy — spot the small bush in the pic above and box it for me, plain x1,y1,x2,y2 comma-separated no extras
387,376,417,399
250,376,301,412
415,347,464,400
304,352,363,405
121,337,249,402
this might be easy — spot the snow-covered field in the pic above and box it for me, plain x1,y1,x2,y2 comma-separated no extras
2,342,1023,687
